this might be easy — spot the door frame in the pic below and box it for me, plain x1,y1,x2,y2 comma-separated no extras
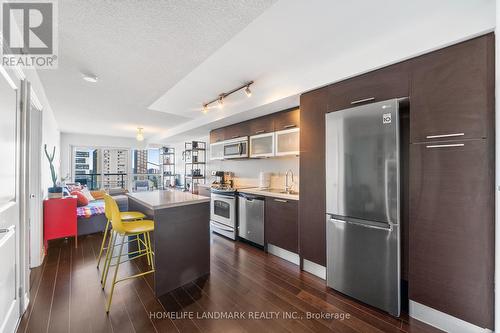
0,66,24,333
26,85,44,268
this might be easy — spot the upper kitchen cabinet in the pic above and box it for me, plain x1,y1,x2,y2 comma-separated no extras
274,108,300,156
273,108,300,131
275,128,299,156
248,115,275,135
410,34,494,143
327,62,410,112
249,133,275,158
210,128,225,144
224,121,250,140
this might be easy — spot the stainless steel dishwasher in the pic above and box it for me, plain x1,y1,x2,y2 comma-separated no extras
237,193,265,246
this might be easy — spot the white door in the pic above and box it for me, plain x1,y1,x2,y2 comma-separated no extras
0,68,22,333
27,88,43,267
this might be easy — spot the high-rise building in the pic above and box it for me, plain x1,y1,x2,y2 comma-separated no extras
103,149,129,189
134,150,148,174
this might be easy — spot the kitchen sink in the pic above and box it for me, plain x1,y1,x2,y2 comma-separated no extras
262,189,299,195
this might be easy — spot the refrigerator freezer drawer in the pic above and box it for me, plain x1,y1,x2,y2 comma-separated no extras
326,216,400,316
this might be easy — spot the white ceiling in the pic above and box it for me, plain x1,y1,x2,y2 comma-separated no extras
39,0,495,144
38,0,276,139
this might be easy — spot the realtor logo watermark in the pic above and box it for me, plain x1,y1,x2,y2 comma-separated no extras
1,0,58,68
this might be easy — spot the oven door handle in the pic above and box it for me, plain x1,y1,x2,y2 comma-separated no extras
238,143,243,155
210,221,234,232
212,194,235,200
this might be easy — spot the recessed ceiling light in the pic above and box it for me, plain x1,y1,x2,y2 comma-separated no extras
82,74,98,83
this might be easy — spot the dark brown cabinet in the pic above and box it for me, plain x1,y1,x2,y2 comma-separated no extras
209,108,301,144
210,128,225,143
223,122,250,140
299,88,328,265
409,139,494,329
410,34,494,143
273,108,300,131
248,115,275,135
265,197,298,253
327,62,410,113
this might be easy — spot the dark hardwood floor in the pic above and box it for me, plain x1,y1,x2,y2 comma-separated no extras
17,232,442,333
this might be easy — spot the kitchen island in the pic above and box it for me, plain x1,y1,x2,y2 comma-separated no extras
126,190,210,297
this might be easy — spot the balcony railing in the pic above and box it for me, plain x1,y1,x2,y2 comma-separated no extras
74,173,128,190
74,173,162,191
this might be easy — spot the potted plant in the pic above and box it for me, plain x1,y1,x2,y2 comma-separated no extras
44,144,62,199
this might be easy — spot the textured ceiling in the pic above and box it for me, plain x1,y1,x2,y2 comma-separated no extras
38,0,277,139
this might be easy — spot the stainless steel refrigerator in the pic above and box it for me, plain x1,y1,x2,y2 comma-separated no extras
326,98,404,317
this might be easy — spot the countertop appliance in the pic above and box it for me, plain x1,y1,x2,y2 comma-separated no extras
325,98,404,317
212,171,234,188
223,137,249,159
237,193,264,246
210,188,237,240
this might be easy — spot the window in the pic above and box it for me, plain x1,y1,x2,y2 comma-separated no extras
131,149,161,191
72,147,130,190
73,147,100,190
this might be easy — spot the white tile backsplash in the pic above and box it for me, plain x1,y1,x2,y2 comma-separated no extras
209,156,299,191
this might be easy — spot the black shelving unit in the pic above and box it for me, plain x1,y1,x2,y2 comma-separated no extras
160,147,175,189
183,141,206,193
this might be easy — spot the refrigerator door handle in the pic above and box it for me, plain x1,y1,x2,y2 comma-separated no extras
328,217,392,231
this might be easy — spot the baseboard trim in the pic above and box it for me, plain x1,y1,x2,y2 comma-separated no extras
267,244,300,265
409,301,492,333
302,259,326,279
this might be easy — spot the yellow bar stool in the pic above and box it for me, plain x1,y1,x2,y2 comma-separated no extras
96,197,146,270
101,194,154,313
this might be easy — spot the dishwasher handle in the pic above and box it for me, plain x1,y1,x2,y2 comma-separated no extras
238,193,265,201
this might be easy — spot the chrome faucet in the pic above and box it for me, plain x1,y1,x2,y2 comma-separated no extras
285,169,294,193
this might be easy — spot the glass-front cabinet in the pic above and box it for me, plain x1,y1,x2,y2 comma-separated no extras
249,132,275,158
210,141,224,160
275,128,300,156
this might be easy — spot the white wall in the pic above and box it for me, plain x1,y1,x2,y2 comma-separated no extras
20,69,61,198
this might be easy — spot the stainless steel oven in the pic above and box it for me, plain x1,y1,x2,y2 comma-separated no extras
210,191,237,240
223,137,248,159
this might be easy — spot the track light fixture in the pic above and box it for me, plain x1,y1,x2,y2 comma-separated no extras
201,81,254,113
245,85,252,97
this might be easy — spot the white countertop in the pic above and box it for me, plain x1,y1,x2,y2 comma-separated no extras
126,189,210,209
238,187,299,201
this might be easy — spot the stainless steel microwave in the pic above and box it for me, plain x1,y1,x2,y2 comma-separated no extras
223,137,249,159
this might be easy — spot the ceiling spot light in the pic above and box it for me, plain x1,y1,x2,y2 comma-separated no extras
136,127,144,142
201,81,254,113
82,74,98,83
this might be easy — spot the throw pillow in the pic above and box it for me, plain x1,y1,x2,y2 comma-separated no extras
80,187,95,202
90,190,106,200
71,191,89,207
